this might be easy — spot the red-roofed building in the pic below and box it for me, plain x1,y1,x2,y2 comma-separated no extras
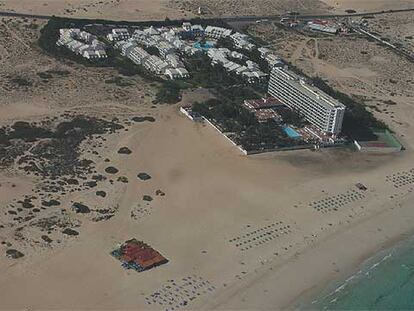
243,97,283,110
118,239,168,271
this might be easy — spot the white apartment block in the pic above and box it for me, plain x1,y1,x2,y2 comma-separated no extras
157,41,175,58
204,26,232,39
107,28,130,42
165,53,184,68
230,32,256,51
172,23,204,39
57,28,107,59
128,46,150,65
230,51,244,59
144,26,160,36
118,40,137,56
258,47,284,67
143,55,169,74
268,67,345,134
183,45,200,56
207,47,267,84
165,68,190,79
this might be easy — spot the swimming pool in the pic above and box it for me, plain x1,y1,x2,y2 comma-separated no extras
193,42,214,49
283,126,302,138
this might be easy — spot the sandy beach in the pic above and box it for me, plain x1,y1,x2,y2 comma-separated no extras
1,101,414,309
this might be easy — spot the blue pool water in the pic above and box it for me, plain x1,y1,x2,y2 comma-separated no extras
307,235,414,310
283,126,301,138
193,41,214,49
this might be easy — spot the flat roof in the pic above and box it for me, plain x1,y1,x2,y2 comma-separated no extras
244,97,282,109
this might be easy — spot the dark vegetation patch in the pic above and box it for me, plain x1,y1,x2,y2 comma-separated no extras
66,178,79,185
8,76,33,87
104,76,134,87
384,100,397,106
143,195,153,202
96,190,107,197
71,202,91,214
132,116,156,122
137,172,151,181
91,174,106,181
37,69,70,80
41,235,53,243
155,189,165,196
105,166,119,174
92,205,118,222
5,249,24,259
117,147,132,154
117,176,128,183
18,198,35,209
30,216,80,232
42,199,60,207
311,77,387,140
62,228,79,236
84,180,97,188
1,116,123,177
92,214,114,222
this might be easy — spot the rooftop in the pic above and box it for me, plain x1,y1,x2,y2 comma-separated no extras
271,67,346,110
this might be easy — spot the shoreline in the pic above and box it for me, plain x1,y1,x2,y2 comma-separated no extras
292,202,414,310
200,188,414,310
304,231,414,309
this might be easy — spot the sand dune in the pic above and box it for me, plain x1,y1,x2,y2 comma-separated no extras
321,0,414,12
0,0,193,20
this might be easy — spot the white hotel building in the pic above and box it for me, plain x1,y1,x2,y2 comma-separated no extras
268,67,345,134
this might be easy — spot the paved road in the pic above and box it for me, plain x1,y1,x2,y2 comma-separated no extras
0,7,414,22
221,7,414,22
0,11,51,20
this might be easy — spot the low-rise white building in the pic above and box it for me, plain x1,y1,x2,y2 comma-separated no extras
206,47,267,83
308,21,339,34
230,32,255,51
144,26,160,36
230,51,244,59
179,23,204,38
165,53,184,68
204,26,232,39
143,55,169,74
57,28,107,59
107,28,130,42
258,47,284,67
165,68,190,79
127,46,150,65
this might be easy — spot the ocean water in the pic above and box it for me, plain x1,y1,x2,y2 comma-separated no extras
308,235,414,310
